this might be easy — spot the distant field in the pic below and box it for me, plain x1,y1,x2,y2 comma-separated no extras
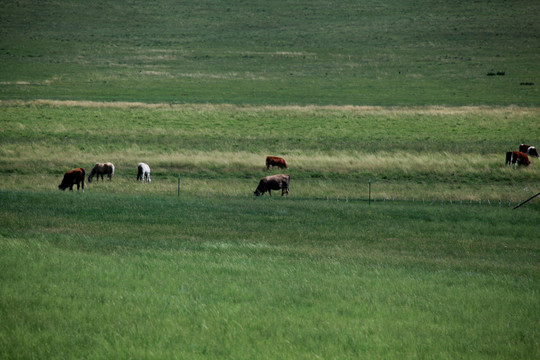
1,0,539,105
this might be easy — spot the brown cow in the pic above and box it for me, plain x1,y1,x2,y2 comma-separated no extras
505,151,530,168
58,168,85,191
519,144,539,158
254,174,290,196
266,156,288,170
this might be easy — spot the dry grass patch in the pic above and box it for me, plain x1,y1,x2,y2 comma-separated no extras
3,100,538,116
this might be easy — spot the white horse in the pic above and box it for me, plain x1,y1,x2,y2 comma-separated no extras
137,162,151,183
88,162,115,182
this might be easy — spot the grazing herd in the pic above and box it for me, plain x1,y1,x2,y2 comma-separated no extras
505,144,537,169
58,146,536,195
58,156,290,196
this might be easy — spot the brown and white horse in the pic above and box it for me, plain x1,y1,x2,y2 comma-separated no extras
88,162,115,182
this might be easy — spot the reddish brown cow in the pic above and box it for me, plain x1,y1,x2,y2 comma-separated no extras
505,151,530,168
254,174,290,196
58,168,85,191
266,156,288,170
519,144,539,158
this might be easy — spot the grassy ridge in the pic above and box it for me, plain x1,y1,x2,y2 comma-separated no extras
1,0,539,105
1,191,539,359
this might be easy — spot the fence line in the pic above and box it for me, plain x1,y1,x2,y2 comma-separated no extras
321,195,518,207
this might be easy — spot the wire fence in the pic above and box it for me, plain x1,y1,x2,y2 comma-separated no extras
320,195,524,208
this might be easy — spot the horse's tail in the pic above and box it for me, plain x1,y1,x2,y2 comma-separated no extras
110,163,115,178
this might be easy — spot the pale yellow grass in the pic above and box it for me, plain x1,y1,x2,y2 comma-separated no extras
0,143,505,175
2,141,538,202
2,100,538,116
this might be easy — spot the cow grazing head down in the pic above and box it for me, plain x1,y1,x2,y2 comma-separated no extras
266,156,288,170
58,168,85,192
506,151,530,168
254,174,290,196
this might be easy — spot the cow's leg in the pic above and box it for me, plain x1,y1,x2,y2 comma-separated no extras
268,190,271,196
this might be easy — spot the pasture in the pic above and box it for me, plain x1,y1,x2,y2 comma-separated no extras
1,0,540,358
1,102,539,359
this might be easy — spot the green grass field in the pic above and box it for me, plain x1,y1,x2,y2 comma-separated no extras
1,191,539,359
1,102,539,359
1,0,540,358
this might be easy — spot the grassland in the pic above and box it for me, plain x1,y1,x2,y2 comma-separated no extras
1,191,539,359
1,0,540,358
1,102,539,359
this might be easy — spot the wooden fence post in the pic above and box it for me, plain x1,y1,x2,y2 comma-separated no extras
368,178,371,206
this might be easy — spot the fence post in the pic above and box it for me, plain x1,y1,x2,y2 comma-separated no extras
513,192,540,210
177,174,181,197
368,178,371,206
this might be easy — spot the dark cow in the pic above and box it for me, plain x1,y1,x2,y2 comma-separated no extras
266,156,288,170
505,151,530,168
58,168,85,191
519,144,539,158
254,174,290,196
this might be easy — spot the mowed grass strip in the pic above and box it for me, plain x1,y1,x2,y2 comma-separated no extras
1,191,539,358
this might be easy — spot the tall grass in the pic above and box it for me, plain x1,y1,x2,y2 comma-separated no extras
1,191,539,359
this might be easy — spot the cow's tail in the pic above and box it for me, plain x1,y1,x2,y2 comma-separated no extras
81,168,86,191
